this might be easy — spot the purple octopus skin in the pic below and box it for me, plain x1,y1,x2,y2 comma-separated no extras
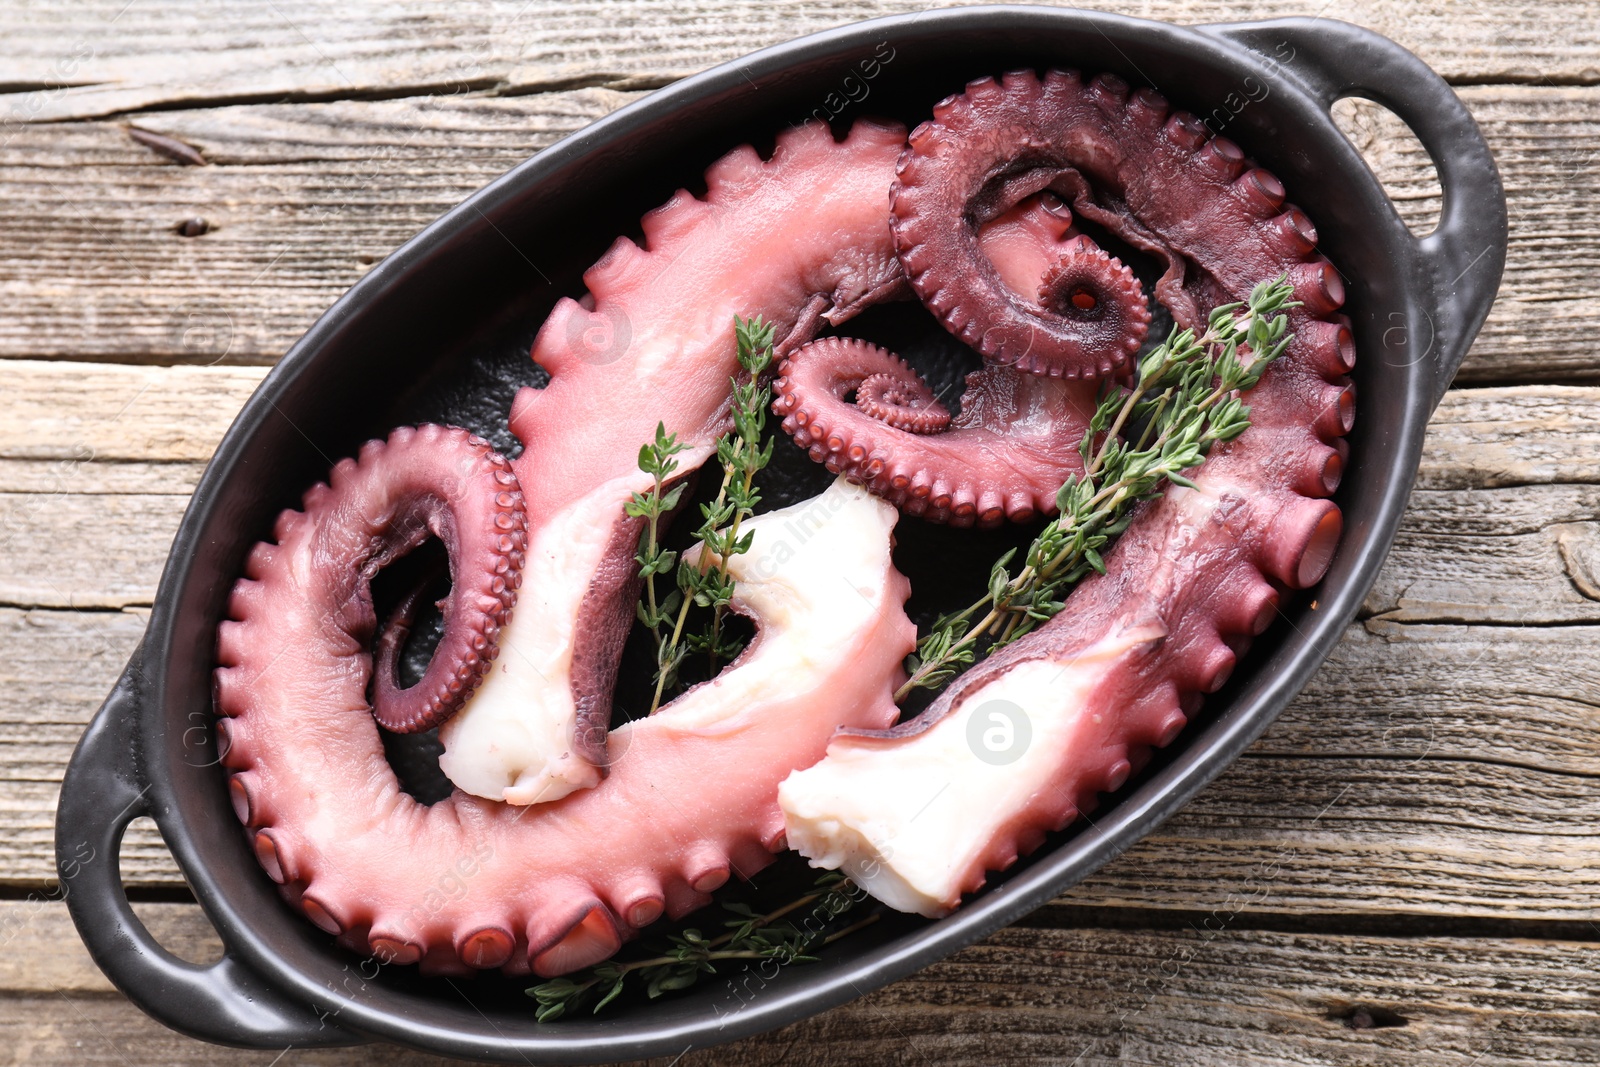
779,69,1354,917
279,426,525,736
890,77,1171,378
774,336,1098,528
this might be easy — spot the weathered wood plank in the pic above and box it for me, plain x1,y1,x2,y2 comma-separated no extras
1332,90,1600,383
0,360,266,498
1364,483,1600,624
0,90,631,367
0,494,188,609
1417,385,1600,489
0,360,270,606
0,608,164,882
1057,618,1600,920
4,0,1595,126
3,904,1597,1065
0,361,267,465
0,86,1593,380
0,900,221,994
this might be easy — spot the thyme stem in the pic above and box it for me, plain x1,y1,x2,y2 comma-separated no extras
626,423,689,670
527,872,866,1021
640,315,778,714
896,276,1301,701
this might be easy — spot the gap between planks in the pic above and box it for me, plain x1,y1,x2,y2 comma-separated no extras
2,0,1596,125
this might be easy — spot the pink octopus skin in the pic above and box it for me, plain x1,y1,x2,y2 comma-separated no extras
891,77,1166,377
216,460,915,979
215,61,1356,970
497,117,910,765
781,69,1354,916
215,120,918,975
214,426,526,739
216,442,913,977
774,337,1097,527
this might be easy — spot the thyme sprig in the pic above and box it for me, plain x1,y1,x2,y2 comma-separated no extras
898,276,1301,700
640,315,778,713
528,872,871,1022
625,422,690,670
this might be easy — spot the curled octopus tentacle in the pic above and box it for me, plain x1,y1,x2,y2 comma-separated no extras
216,122,919,976
249,424,525,736
853,366,951,433
1027,235,1152,377
216,67,1360,975
781,68,1357,918
773,190,1120,528
774,337,1094,527
892,78,1155,377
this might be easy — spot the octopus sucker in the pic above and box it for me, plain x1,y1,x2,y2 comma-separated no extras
219,70,1354,977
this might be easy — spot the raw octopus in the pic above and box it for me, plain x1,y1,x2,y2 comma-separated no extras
213,68,1352,975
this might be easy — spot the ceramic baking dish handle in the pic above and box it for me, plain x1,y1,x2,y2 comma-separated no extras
1203,17,1508,411
56,655,359,1049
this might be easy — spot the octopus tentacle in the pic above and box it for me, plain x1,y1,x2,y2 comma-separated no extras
219,69,1358,976
216,479,911,976
218,123,921,974
780,69,1355,918
774,190,1108,527
436,118,911,804
773,336,1095,528
370,562,447,725
891,73,1153,377
255,424,526,736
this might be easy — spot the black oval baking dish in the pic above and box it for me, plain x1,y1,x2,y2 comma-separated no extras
57,6,1504,1062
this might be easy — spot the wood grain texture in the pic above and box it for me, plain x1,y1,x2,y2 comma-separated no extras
0,900,222,995
2,902,1597,1066
0,83,1592,379
1332,90,1600,383
0,90,631,367
1364,483,1600,624
3,0,1596,125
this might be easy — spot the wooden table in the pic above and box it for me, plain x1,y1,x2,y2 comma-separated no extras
3,2,1598,1063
